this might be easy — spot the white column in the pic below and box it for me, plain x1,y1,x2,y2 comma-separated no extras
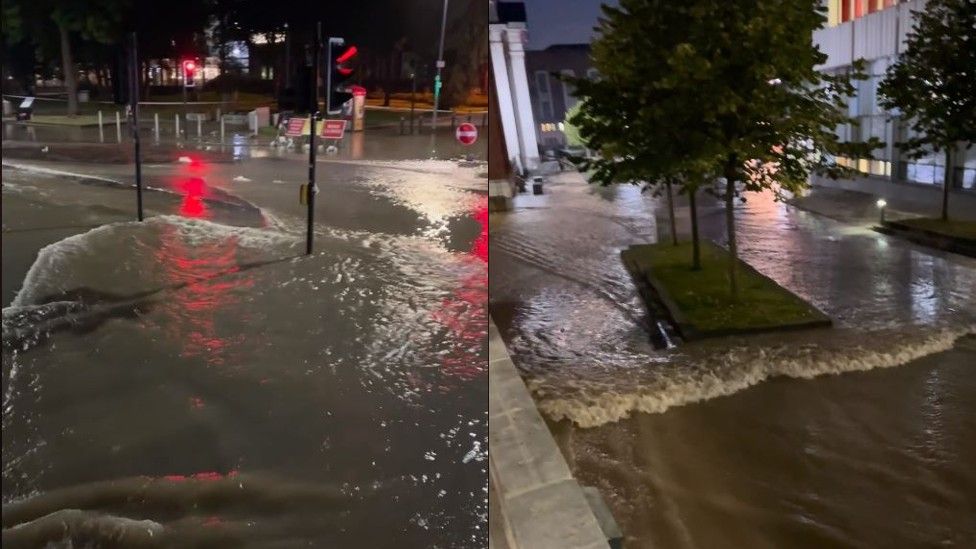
489,25,523,174
504,26,540,171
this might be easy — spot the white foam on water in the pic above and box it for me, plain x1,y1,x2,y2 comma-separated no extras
1,160,126,187
6,216,299,309
532,325,976,428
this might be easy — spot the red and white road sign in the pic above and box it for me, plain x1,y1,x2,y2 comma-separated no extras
321,119,347,139
285,117,307,137
455,122,478,146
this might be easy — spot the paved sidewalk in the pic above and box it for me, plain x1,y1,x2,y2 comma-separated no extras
801,179,976,223
489,318,609,549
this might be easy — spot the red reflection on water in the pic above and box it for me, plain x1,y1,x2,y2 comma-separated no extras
178,177,210,219
162,470,239,483
154,223,254,366
430,196,489,386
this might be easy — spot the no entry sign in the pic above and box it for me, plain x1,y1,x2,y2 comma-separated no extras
456,122,478,146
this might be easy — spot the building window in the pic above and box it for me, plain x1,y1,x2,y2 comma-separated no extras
586,68,599,80
560,69,576,112
535,70,553,119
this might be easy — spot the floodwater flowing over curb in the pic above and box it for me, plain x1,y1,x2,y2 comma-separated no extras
530,324,975,428
3,156,490,546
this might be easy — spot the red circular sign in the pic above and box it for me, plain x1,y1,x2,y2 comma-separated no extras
455,122,478,145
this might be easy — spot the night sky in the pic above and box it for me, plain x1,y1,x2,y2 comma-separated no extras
522,0,619,50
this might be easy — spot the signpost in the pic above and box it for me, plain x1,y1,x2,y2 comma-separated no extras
129,33,144,221
305,22,321,256
455,122,478,146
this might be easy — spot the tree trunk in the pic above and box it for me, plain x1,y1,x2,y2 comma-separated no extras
942,147,952,221
58,23,79,116
724,162,739,299
665,179,678,246
689,186,701,271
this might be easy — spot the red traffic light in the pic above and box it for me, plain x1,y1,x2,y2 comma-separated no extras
336,46,357,76
183,60,196,75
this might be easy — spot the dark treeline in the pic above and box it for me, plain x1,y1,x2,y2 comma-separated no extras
0,0,487,112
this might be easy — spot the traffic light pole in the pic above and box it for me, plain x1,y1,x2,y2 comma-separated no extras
129,32,144,222
306,22,321,255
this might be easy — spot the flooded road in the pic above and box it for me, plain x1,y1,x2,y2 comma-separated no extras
489,172,976,548
2,137,488,547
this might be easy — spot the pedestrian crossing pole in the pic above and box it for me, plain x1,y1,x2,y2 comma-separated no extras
306,22,321,255
129,32,144,221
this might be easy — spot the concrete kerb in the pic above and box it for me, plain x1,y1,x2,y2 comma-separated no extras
876,221,976,258
622,242,832,341
489,318,610,549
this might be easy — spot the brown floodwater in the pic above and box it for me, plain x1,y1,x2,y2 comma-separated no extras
490,172,976,548
550,335,976,549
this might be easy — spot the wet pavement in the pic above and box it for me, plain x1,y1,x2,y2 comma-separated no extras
2,131,488,546
489,170,976,548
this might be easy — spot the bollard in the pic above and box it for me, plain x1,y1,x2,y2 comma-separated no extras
216,108,221,120
154,113,159,141
197,116,202,138
175,114,180,139
115,112,121,143
399,117,405,135
220,116,225,142
98,111,104,142
451,114,456,130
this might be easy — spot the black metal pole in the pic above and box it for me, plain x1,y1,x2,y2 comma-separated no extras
130,32,143,221
306,22,321,255
410,72,416,134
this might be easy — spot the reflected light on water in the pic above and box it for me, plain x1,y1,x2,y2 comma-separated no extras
154,224,254,366
430,198,488,385
178,177,210,219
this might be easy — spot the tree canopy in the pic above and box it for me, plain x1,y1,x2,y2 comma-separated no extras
567,0,880,294
878,0,976,220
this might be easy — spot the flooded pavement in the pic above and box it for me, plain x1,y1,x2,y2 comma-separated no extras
2,141,488,546
2,120,485,163
489,171,976,548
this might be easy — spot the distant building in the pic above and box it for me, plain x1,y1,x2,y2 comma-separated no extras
813,0,975,213
525,44,595,151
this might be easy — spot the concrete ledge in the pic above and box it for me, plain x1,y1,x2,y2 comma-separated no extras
489,318,609,549
877,221,976,258
490,179,515,212
622,242,832,341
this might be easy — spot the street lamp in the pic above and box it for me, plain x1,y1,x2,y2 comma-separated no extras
876,198,887,223
431,0,449,155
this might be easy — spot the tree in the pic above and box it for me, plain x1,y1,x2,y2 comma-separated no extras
569,0,878,298
879,0,976,221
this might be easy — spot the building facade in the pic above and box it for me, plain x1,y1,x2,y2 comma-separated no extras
525,44,596,151
813,0,976,212
489,1,540,176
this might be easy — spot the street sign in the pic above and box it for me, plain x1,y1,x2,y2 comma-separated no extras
456,122,478,146
436,60,445,69
286,117,308,137
321,119,347,139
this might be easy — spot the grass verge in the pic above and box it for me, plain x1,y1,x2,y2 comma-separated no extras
622,240,830,338
894,218,976,241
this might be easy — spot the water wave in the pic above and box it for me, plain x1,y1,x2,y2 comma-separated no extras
530,325,976,428
7,216,299,310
